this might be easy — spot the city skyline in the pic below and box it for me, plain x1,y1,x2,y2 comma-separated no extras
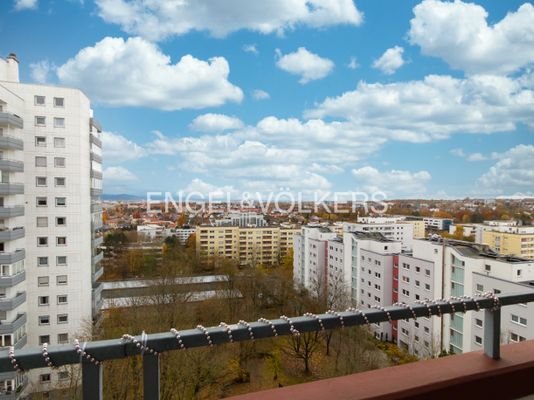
2,0,533,199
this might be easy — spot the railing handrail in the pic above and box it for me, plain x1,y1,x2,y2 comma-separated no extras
1,291,534,374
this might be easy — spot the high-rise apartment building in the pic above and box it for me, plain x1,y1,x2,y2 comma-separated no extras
0,54,103,394
344,221,414,251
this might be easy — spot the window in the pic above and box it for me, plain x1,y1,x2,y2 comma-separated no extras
425,269,431,276
36,177,47,187
485,264,491,272
425,283,431,291
54,157,65,167
56,256,67,266
37,237,48,247
37,276,49,287
57,295,68,305
415,294,420,300
53,97,64,107
517,269,522,277
36,197,47,207
415,280,420,287
402,276,410,283
58,371,69,380
475,318,483,328
38,296,49,306
55,197,66,206
56,237,66,246
56,217,66,226
35,136,46,147
415,266,421,273
475,336,482,345
414,321,419,328
35,156,47,167
402,289,410,296
511,314,527,326
36,217,48,227
40,373,51,383
53,117,65,128
35,116,46,126
511,332,526,342
38,315,50,325
54,137,65,148
424,326,430,334
57,333,68,344
37,257,48,267
494,289,501,294
56,275,67,285
57,314,68,324
55,177,66,187
34,95,45,105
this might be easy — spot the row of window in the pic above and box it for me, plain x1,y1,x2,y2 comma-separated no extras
34,95,64,107
35,136,65,148
38,314,69,325
35,156,65,168
36,217,67,227
37,236,67,246
40,370,69,383
36,177,66,187
38,333,69,347
34,116,65,128
38,275,67,286
36,197,66,207
38,295,68,306
37,256,68,266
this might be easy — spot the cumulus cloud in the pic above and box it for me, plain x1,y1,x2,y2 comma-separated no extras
450,148,488,161
276,47,334,84
102,131,146,164
104,166,138,181
14,0,37,10
477,145,534,195
409,0,534,74
183,178,239,198
306,74,534,141
189,114,244,132
242,44,258,54
56,37,243,110
96,0,363,41
352,167,431,196
252,89,270,100
373,46,405,75
29,60,55,83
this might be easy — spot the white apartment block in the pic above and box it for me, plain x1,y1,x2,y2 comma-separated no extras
423,217,453,231
326,237,347,308
214,212,267,227
344,221,414,251
0,54,103,395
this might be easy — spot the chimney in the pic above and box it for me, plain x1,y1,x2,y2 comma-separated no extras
0,53,20,83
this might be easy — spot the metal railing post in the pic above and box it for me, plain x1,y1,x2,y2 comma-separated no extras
82,360,103,400
484,308,501,360
143,353,160,400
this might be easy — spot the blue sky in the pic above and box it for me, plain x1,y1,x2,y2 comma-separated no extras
1,0,533,199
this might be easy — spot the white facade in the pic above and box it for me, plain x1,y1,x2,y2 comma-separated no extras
344,221,413,251
423,217,453,231
215,212,267,227
0,55,102,394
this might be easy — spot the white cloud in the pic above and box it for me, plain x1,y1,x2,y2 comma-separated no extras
56,37,243,110
96,0,363,41
352,167,431,196
14,0,37,10
450,148,487,161
409,0,534,74
276,47,334,84
252,89,270,100
466,152,487,162
189,114,244,132
102,131,146,164
310,163,344,174
477,145,534,195
347,56,359,70
29,60,55,83
306,74,534,141
183,178,239,198
104,166,138,181
242,44,258,54
450,148,465,158
373,46,405,75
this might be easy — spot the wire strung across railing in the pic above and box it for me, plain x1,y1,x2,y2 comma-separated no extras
2,291,533,400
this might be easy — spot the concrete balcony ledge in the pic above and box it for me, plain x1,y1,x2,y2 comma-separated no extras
90,117,102,133
230,340,534,400
91,170,103,180
0,228,24,241
0,113,23,129
0,250,25,264
90,133,102,147
0,136,23,151
90,152,102,163
91,203,103,213
0,183,23,195
93,252,104,265
0,313,26,335
92,235,104,247
0,160,23,173
0,292,25,312
93,265,104,281
0,206,24,218
0,271,25,288
91,188,103,197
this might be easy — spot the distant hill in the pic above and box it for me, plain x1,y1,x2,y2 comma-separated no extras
102,193,144,201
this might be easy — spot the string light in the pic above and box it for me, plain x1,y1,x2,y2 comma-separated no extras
303,313,325,331
219,322,234,343
326,310,345,328
451,296,468,313
8,347,23,373
392,302,417,320
258,318,278,337
415,299,433,319
280,315,300,336
196,325,214,347
479,291,501,311
170,329,186,350
74,339,100,365
122,334,159,355
461,295,480,312
237,320,255,341
41,343,56,368
345,307,371,326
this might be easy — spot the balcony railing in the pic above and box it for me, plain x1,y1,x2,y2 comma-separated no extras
0,184,23,195
0,271,25,288
0,292,533,399
0,292,25,312
0,136,23,151
0,160,23,173
0,206,24,219
0,228,24,242
0,113,23,129
0,250,24,264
